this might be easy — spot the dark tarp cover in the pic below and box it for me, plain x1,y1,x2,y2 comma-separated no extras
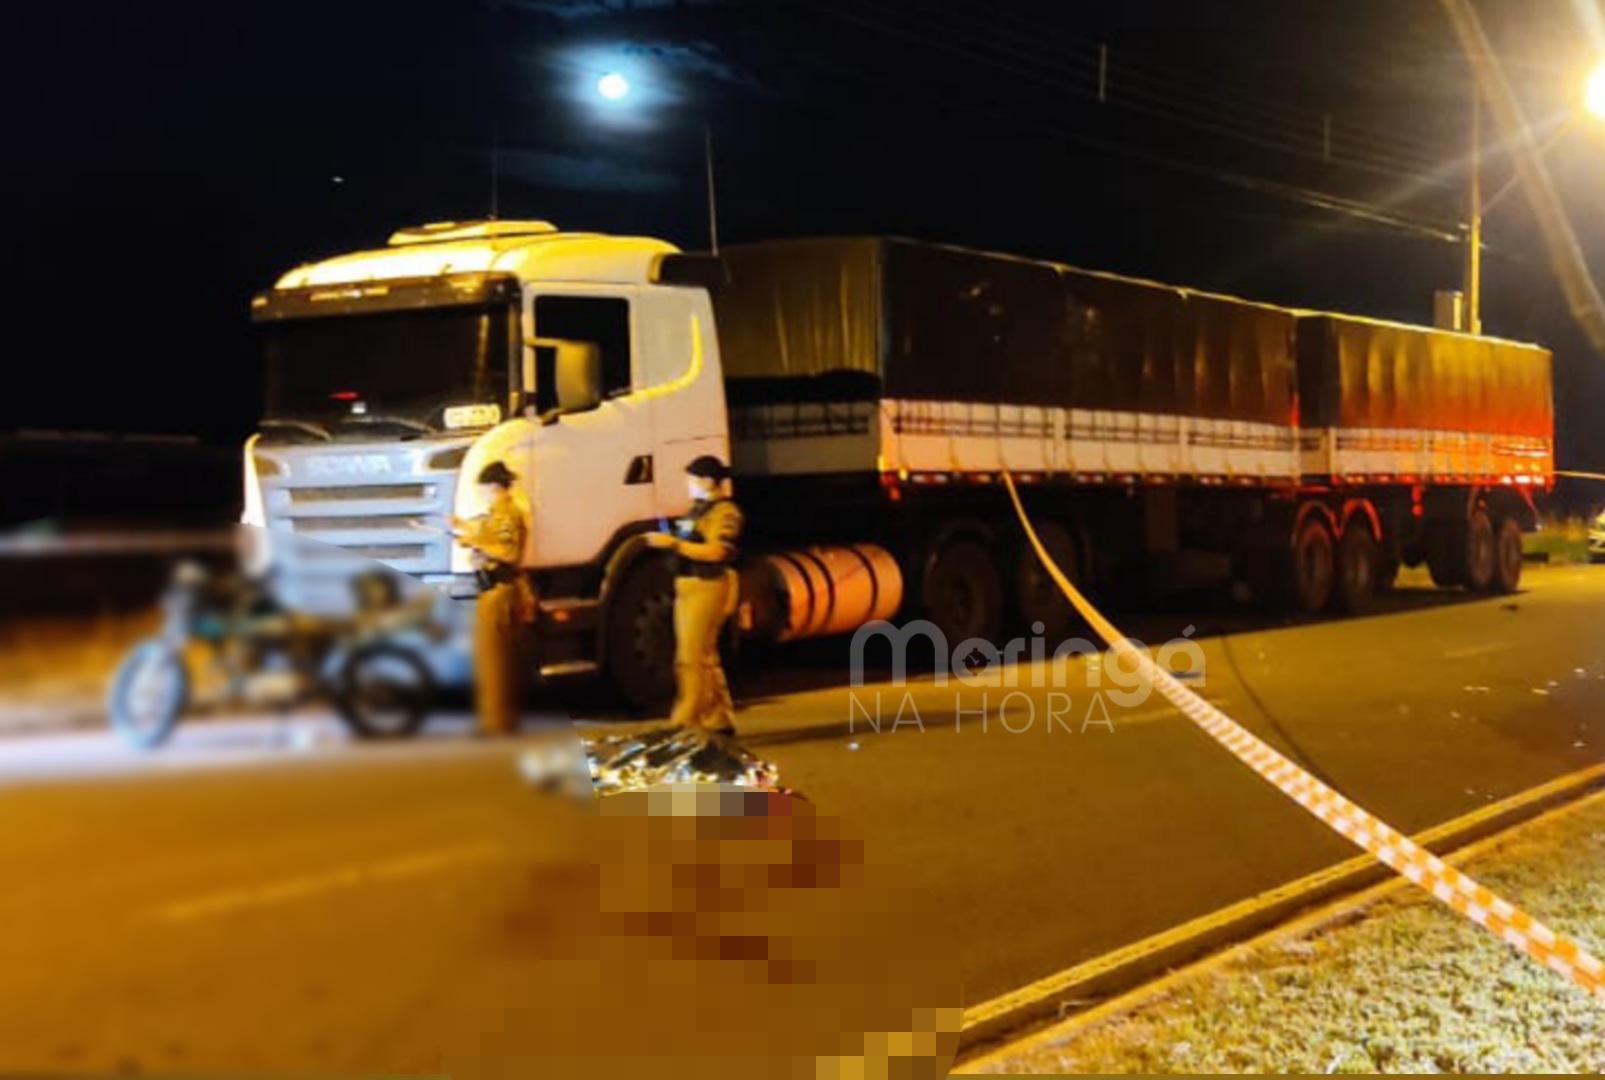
1296,316,1552,436
712,238,1553,438
712,237,1298,426
712,238,883,382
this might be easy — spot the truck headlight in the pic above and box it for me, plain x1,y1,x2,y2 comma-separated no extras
242,435,268,528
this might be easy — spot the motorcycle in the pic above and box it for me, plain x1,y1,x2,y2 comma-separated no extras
107,561,440,750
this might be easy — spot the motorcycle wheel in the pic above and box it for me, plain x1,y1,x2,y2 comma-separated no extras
333,642,434,739
107,639,189,750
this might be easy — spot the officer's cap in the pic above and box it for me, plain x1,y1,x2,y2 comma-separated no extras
685,455,730,482
478,461,517,487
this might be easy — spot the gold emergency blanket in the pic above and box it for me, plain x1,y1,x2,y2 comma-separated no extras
583,726,787,797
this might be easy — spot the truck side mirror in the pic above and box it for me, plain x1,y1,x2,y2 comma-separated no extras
554,341,602,414
528,338,602,422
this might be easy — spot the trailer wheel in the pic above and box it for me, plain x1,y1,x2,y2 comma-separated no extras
1463,509,1496,592
1289,515,1335,613
1425,521,1464,588
1014,521,1078,642
606,555,676,713
924,538,1003,647
1375,554,1401,593
1332,523,1379,614
1490,517,1523,594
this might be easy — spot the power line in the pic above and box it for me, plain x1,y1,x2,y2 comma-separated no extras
783,30,1462,244
517,0,1464,243
1012,8,1455,162
842,0,1447,179
830,0,1454,182
1014,3,1465,150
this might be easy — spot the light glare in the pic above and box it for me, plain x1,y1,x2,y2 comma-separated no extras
1586,62,1605,121
596,72,630,101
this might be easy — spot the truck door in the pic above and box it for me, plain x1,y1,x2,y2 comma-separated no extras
526,289,655,567
632,287,730,517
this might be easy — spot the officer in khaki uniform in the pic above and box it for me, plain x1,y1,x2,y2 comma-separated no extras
451,461,535,736
647,455,743,735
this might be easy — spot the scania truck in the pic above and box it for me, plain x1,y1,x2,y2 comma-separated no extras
245,221,1554,708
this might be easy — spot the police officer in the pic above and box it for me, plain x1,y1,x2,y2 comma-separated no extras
646,455,743,735
451,461,535,736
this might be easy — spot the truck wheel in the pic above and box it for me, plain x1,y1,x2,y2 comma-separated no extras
606,555,677,713
924,538,1003,647
1375,554,1401,593
1332,523,1378,614
1289,515,1335,613
1425,521,1465,588
1490,517,1523,594
1462,509,1496,592
1014,521,1077,642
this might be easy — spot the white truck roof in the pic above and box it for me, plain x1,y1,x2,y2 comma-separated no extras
273,220,680,289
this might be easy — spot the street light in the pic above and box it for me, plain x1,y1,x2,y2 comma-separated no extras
596,71,630,101
1463,60,1605,336
1586,62,1605,121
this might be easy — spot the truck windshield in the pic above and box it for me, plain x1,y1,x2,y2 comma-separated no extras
259,303,513,434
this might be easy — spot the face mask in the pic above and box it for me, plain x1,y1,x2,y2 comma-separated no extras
687,477,708,502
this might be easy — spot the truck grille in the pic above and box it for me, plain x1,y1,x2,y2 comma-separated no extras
289,484,431,503
290,514,433,533
337,544,430,562
257,443,465,580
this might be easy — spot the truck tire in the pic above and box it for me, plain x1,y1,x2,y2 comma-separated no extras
923,538,1003,647
1014,521,1077,642
1375,554,1401,593
606,555,677,713
1462,509,1496,592
1490,516,1523,594
1425,521,1465,588
1332,523,1379,614
1288,514,1335,613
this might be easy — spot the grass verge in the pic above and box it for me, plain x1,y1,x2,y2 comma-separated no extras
980,791,1605,1073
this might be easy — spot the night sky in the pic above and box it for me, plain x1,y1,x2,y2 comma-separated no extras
6,0,1605,477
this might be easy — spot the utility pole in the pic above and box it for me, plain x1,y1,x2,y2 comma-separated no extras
704,121,720,254
1441,0,1605,355
1464,88,1482,335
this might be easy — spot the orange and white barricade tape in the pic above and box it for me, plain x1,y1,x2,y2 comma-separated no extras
1001,469,1605,1002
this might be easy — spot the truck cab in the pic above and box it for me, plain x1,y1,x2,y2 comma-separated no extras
246,220,728,702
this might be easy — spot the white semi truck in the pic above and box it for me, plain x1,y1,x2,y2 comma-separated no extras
245,221,1554,709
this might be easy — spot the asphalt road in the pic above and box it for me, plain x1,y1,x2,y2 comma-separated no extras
724,564,1605,1001
2,564,1603,1073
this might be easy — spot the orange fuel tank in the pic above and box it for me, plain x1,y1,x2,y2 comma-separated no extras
741,544,903,643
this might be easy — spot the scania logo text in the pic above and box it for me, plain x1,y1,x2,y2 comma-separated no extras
302,454,392,479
